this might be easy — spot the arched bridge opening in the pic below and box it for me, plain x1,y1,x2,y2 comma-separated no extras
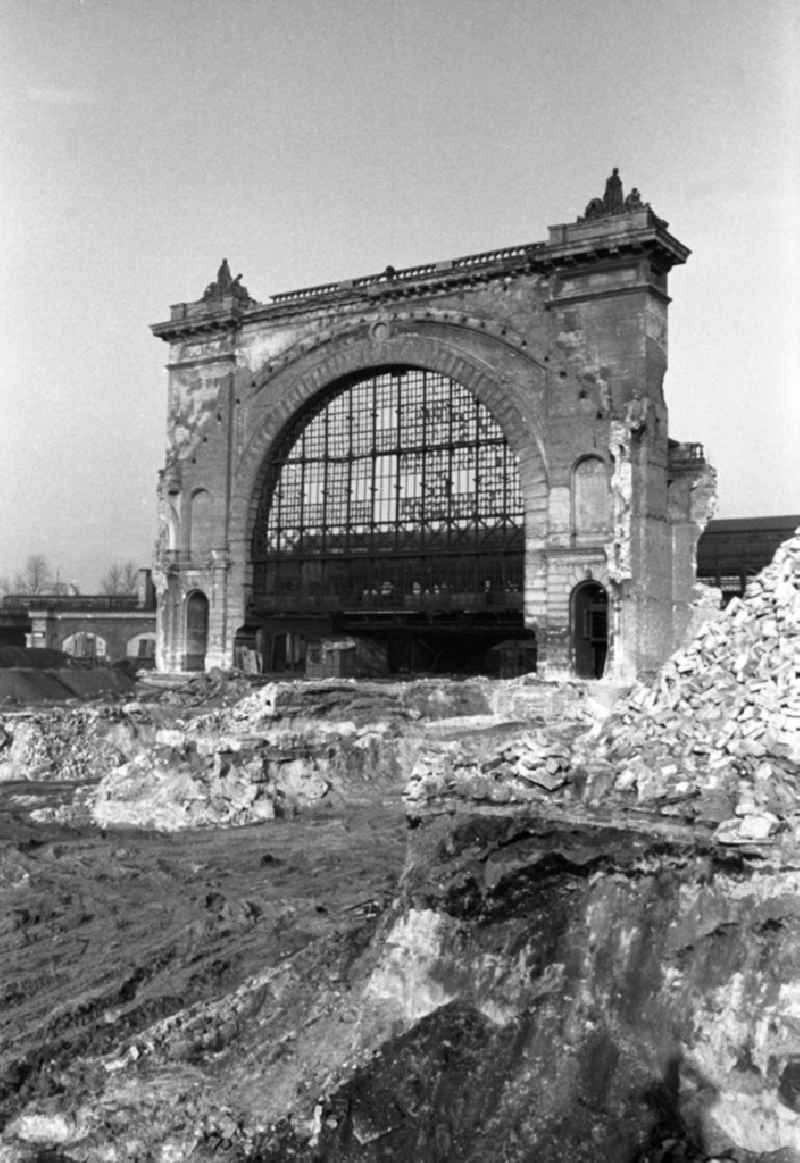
246,365,534,676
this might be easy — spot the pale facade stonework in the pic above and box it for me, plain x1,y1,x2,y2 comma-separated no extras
151,172,715,680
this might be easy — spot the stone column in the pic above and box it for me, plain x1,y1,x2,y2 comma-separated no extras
206,550,231,669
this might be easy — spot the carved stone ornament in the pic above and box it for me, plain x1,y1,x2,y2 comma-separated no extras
580,168,649,222
369,318,391,342
159,451,181,497
202,258,253,303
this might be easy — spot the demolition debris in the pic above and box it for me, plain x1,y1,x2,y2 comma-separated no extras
406,529,800,848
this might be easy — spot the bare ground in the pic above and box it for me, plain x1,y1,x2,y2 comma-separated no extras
0,779,407,1148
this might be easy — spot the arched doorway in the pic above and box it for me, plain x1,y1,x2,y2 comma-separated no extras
184,591,209,671
571,581,608,679
62,631,107,661
250,365,526,674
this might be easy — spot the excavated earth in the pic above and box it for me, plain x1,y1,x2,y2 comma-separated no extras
0,674,601,1161
1,533,798,1162
0,794,407,1161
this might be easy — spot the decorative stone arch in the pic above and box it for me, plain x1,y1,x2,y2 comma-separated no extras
247,308,547,393
229,327,550,615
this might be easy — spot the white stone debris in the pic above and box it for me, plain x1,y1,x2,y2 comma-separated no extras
582,528,800,841
405,529,800,840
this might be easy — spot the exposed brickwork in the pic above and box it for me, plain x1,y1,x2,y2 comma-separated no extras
151,179,714,679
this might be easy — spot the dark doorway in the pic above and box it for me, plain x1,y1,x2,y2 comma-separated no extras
571,582,608,679
184,591,209,671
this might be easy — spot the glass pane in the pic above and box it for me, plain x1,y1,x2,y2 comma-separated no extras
254,367,524,605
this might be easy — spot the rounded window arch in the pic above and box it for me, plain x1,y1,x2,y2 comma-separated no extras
62,631,107,660
571,455,610,537
251,365,525,612
188,488,213,559
126,632,156,662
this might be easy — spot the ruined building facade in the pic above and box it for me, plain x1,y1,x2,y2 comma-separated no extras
151,171,715,681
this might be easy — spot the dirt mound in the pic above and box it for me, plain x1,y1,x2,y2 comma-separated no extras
0,670,76,705
0,666,134,707
0,804,407,1155
0,647,72,670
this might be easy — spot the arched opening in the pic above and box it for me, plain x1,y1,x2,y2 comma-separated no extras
571,581,608,679
249,365,527,675
184,591,209,671
188,489,213,560
126,633,156,668
62,632,107,661
572,455,610,538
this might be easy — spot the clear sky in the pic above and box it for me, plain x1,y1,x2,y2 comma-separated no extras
1,0,798,590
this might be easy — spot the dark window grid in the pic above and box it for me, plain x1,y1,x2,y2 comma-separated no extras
280,431,508,464
256,368,523,572
281,369,500,465
267,457,520,548
266,524,523,567
393,374,403,551
263,551,524,600
290,373,465,451
256,554,525,603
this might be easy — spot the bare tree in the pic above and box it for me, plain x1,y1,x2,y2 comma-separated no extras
101,562,123,595
122,561,139,593
13,554,52,595
100,560,139,595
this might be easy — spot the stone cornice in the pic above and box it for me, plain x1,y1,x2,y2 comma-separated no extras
151,301,249,343
151,213,689,343
545,545,608,558
166,352,238,371
27,610,155,622
547,284,672,309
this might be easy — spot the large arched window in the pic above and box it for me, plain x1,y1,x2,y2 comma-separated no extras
251,367,524,611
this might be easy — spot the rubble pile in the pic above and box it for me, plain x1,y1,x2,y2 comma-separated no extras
220,676,496,732
17,678,529,831
404,713,593,814
581,529,800,838
406,531,800,834
0,705,151,783
89,720,407,831
90,740,280,831
3,673,607,830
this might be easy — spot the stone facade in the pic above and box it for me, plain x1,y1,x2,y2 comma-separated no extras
150,171,715,680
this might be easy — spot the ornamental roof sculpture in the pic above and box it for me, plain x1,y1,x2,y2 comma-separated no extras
201,257,253,303
580,167,648,222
